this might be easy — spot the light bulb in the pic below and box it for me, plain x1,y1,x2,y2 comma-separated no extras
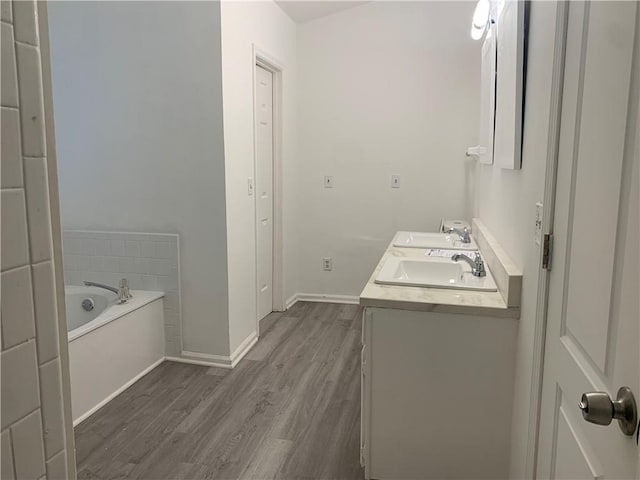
470,0,490,40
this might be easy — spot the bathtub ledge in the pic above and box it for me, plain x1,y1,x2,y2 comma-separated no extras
68,290,165,342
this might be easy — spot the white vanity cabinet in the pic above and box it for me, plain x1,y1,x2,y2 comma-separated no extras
360,307,518,480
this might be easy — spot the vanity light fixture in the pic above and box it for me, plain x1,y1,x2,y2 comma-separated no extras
471,0,491,40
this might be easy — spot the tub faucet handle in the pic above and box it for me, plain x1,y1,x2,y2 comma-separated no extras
118,278,132,303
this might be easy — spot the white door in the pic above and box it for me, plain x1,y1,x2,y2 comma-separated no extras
537,2,639,479
255,65,274,322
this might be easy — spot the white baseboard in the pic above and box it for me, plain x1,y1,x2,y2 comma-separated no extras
165,355,232,369
73,356,165,426
285,294,298,310
177,330,259,369
287,293,360,309
229,331,259,367
178,350,233,368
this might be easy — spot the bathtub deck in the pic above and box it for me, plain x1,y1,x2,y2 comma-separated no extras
74,301,364,480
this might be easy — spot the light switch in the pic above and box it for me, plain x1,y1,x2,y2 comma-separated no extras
391,175,401,188
535,202,543,246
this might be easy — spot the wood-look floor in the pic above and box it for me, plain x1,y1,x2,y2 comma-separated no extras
75,302,365,480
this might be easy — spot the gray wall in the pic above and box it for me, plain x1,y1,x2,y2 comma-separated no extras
47,1,230,356
1,0,73,477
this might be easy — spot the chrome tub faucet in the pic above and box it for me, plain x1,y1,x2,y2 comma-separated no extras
84,278,133,303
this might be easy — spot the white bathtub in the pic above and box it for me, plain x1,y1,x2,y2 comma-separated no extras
66,286,165,424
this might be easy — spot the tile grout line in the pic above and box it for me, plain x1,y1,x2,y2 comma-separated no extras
1,261,32,275
31,258,51,268
9,428,17,480
15,38,38,49
1,336,37,354
39,355,58,369
7,406,41,434
0,186,25,193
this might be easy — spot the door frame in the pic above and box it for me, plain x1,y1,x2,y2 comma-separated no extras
252,45,285,334
525,1,570,477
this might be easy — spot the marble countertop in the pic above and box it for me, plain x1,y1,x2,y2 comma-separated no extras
359,241,521,319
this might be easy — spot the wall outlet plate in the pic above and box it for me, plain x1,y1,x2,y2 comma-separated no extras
323,257,332,271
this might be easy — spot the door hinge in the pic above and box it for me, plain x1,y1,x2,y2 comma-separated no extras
542,233,553,270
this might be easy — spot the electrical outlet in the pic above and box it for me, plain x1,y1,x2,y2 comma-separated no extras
323,257,333,271
324,176,334,188
391,175,401,188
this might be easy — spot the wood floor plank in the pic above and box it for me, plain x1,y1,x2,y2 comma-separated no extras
74,302,364,480
245,316,299,361
238,437,293,480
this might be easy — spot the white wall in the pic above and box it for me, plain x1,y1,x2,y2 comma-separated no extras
473,2,561,477
220,1,297,352
295,1,481,298
47,2,230,356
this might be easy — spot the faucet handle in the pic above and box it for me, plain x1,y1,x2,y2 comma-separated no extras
118,278,132,299
473,252,487,276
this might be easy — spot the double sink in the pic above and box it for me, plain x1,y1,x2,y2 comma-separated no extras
374,231,498,292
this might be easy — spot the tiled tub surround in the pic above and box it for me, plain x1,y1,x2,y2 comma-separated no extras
62,231,181,356
1,1,73,478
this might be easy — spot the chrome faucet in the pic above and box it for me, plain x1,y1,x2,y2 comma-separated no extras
445,226,471,244
84,278,132,303
451,252,486,277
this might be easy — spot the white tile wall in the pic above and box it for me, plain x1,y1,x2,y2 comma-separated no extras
38,359,65,458
1,22,18,107
46,449,67,480
11,410,46,479
12,0,38,46
24,157,53,262
1,430,15,480
1,340,40,430
63,231,182,356
1,189,30,270
1,107,23,188
1,2,71,478
0,0,12,23
1,265,36,349
32,261,60,364
16,42,46,157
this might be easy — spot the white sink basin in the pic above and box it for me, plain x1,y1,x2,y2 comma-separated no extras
393,231,478,250
375,256,498,292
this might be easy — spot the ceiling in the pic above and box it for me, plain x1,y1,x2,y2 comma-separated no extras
275,1,369,23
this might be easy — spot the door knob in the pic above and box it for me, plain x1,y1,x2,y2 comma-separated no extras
579,386,637,436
